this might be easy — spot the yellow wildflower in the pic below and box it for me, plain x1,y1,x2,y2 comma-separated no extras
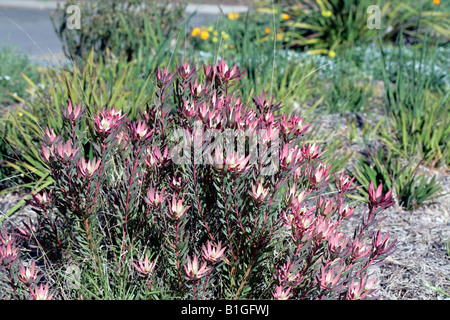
228,12,239,20
328,50,336,58
433,0,440,5
200,30,210,40
321,10,332,18
265,28,271,34
281,13,290,20
18,112,23,117
212,37,218,43
207,26,214,32
191,27,201,37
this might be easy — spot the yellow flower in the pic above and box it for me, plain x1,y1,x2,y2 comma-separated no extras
321,10,332,18
265,28,271,34
433,0,440,5
281,13,290,20
277,33,284,40
200,30,210,40
228,12,239,20
223,33,230,40
328,50,336,58
18,112,23,117
213,30,218,36
191,27,201,37
207,26,214,32
212,37,218,43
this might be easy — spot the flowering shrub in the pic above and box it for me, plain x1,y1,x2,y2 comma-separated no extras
1,59,396,300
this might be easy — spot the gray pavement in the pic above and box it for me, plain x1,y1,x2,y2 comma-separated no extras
0,1,250,66
0,6,64,65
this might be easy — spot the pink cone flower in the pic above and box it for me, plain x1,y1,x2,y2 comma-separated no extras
55,138,79,162
272,285,291,300
18,260,39,286
133,253,157,277
145,185,165,208
77,156,101,179
202,240,227,263
167,193,190,220
345,274,377,300
368,181,394,210
249,180,269,202
94,106,124,136
62,99,84,122
183,254,211,281
0,242,20,268
29,283,54,300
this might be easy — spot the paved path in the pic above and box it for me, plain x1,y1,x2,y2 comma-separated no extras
0,0,250,66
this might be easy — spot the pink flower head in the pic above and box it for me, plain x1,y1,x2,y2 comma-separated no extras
279,144,301,170
145,185,165,208
28,189,52,209
167,172,187,191
311,162,332,188
133,253,157,277
272,285,291,300
62,99,84,122
145,145,170,169
189,78,208,98
177,61,196,80
29,283,54,300
224,151,251,174
327,231,349,254
40,144,54,163
368,181,394,210
372,230,396,255
77,156,101,179
202,240,227,263
156,66,175,87
167,193,190,220
55,138,79,162
94,106,125,137
0,242,19,268
337,202,355,219
345,274,377,300
281,114,310,136
180,99,197,118
317,265,341,291
350,238,372,261
285,184,310,207
206,59,246,86
314,216,336,240
18,260,39,286
301,142,323,160
183,254,211,281
317,196,338,217
42,127,57,146
130,120,153,141
335,171,357,194
249,180,269,203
